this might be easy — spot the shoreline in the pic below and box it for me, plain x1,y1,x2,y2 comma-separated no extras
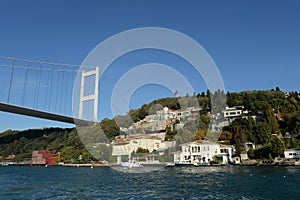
2,162,300,167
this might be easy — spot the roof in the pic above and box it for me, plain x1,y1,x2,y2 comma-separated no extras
5,155,16,160
112,134,162,145
127,134,161,140
145,154,160,157
220,144,234,148
111,138,130,145
179,140,217,146
285,148,300,152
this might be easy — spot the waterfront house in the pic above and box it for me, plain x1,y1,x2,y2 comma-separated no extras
284,148,300,159
1,154,16,165
173,140,234,165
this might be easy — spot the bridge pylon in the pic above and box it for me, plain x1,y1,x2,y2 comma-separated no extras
78,67,99,122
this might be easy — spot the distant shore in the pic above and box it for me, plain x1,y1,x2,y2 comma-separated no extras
2,160,300,167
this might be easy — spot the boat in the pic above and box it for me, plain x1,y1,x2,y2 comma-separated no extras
193,162,210,167
165,162,175,167
121,161,143,168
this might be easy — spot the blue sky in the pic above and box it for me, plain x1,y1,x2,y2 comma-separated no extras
0,0,300,132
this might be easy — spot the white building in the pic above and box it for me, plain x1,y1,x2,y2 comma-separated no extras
284,148,300,159
112,134,175,163
173,140,234,165
222,106,244,118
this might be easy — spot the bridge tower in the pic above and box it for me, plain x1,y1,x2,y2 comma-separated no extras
78,67,99,122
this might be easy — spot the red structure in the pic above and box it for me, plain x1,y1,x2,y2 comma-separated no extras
31,150,61,165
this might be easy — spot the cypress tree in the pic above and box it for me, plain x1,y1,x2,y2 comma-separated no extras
264,105,279,134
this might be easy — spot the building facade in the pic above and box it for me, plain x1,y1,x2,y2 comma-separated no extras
173,140,234,165
284,148,300,159
112,134,175,163
222,106,244,118
31,150,61,165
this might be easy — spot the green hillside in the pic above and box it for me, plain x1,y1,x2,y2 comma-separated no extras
1,88,300,162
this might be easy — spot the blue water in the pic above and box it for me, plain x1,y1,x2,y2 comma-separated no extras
0,166,299,199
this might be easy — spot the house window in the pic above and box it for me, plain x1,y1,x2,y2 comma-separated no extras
221,149,228,153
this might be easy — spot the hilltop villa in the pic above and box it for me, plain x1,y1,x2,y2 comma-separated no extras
111,133,175,164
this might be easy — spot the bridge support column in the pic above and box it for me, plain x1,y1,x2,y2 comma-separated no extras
79,67,99,122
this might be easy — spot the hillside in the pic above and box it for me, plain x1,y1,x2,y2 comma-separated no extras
1,88,300,162
0,128,93,163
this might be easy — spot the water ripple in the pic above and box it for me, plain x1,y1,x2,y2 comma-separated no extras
0,166,299,199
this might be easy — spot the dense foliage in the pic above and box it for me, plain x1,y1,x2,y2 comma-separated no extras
1,88,300,162
221,89,300,159
0,128,94,163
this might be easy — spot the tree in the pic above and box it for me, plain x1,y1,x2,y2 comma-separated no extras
247,147,255,159
234,139,244,155
254,146,271,159
99,118,120,140
136,147,149,154
165,126,177,141
269,135,285,158
61,146,79,163
198,115,210,130
275,86,281,92
195,129,207,140
253,122,271,145
219,131,232,142
264,105,279,134
290,113,300,135
138,106,148,120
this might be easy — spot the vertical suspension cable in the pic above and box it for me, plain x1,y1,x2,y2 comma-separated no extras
70,70,76,116
59,70,65,113
64,71,69,115
45,65,51,111
33,68,38,107
48,66,54,111
7,59,16,103
33,64,41,108
37,63,43,109
21,66,29,106
54,71,60,113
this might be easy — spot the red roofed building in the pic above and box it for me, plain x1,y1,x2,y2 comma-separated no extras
31,150,61,165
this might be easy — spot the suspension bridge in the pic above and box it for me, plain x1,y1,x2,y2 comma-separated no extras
0,56,99,126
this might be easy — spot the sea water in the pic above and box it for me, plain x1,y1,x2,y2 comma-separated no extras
0,166,299,199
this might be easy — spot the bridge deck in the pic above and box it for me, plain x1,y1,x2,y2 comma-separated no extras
0,102,95,126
